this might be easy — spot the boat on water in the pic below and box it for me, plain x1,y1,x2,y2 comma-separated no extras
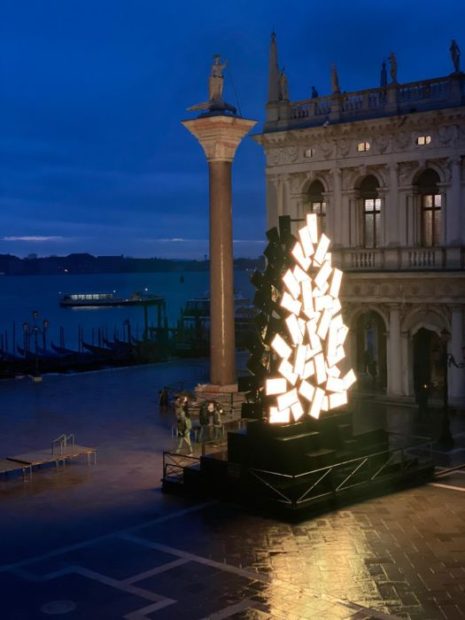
59,291,165,308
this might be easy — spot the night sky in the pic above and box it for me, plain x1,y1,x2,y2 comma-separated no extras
2,0,465,259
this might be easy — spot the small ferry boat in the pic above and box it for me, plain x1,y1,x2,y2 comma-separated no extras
59,292,165,308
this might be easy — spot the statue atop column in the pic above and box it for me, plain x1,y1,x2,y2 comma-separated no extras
450,39,461,73
389,52,398,84
209,54,226,102
188,54,236,115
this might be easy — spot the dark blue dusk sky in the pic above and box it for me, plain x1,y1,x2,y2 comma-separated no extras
1,0,465,259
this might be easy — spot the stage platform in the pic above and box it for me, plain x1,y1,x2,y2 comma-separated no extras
162,409,435,516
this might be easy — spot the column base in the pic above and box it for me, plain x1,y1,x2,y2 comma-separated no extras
195,383,238,396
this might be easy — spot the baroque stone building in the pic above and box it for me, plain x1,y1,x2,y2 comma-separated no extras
254,34,465,406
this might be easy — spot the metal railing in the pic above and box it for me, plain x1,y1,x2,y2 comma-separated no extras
163,451,200,484
248,434,433,509
51,433,76,455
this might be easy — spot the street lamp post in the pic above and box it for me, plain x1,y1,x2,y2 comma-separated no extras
438,328,454,449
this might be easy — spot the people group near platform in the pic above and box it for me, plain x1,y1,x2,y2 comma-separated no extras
172,395,224,454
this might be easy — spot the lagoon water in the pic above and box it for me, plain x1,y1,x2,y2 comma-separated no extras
0,270,255,351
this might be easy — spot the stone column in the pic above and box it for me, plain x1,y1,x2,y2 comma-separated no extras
386,163,399,246
450,305,465,404
387,304,403,396
266,174,279,229
183,115,256,387
446,158,461,246
331,167,342,246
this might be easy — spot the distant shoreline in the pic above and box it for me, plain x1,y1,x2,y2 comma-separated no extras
0,254,264,276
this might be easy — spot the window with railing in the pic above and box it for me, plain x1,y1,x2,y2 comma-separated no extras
306,180,326,233
359,176,381,248
416,169,441,247
421,194,441,246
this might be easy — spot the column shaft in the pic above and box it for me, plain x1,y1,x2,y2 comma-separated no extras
209,160,235,386
387,305,403,396
450,306,464,402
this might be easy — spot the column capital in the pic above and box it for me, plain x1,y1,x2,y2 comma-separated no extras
182,115,256,162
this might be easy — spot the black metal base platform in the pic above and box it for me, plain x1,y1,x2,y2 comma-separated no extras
162,410,434,518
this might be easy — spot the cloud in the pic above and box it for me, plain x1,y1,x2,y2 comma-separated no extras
1,236,66,242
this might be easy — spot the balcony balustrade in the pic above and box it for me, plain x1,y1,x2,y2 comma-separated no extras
273,74,465,128
331,246,464,272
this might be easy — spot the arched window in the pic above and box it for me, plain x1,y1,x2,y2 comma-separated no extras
359,176,381,248
416,169,441,247
306,180,326,233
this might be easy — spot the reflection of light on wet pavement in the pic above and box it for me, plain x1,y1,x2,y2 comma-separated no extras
1,359,465,617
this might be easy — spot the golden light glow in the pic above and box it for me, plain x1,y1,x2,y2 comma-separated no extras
268,213,356,424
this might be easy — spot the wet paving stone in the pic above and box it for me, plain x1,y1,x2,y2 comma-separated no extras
1,363,465,618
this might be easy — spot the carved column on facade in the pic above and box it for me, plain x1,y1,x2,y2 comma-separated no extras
403,186,417,246
331,167,342,246
387,303,403,396
344,189,362,248
289,173,306,224
446,157,462,246
450,305,465,403
386,163,400,246
377,186,388,247
280,174,290,217
401,329,411,396
266,174,279,229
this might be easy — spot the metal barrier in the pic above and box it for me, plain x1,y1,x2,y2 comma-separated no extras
248,435,433,509
51,433,76,455
163,451,200,484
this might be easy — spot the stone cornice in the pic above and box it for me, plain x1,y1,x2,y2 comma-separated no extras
341,272,465,304
183,116,256,162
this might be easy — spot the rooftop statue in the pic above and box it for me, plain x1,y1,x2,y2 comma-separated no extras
389,52,398,83
450,39,461,73
279,68,289,101
331,64,341,94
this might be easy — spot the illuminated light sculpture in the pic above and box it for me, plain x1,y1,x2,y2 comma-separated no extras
267,213,356,423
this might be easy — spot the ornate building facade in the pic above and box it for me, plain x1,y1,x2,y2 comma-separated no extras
254,35,465,406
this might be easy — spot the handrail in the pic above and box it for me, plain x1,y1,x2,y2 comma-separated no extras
247,436,433,507
163,450,200,482
51,433,76,455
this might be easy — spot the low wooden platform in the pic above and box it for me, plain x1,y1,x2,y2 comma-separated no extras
0,458,32,478
7,444,96,470
7,450,62,468
58,444,97,465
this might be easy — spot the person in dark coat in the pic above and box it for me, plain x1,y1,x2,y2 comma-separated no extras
199,401,214,442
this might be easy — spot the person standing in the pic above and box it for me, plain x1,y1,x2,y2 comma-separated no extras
212,404,223,442
199,401,214,442
176,408,193,455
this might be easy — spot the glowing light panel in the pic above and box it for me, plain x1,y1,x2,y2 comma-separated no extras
268,216,356,422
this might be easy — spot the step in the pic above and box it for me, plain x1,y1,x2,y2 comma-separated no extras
306,448,336,469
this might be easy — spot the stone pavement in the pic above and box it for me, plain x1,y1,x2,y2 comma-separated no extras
1,360,465,618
